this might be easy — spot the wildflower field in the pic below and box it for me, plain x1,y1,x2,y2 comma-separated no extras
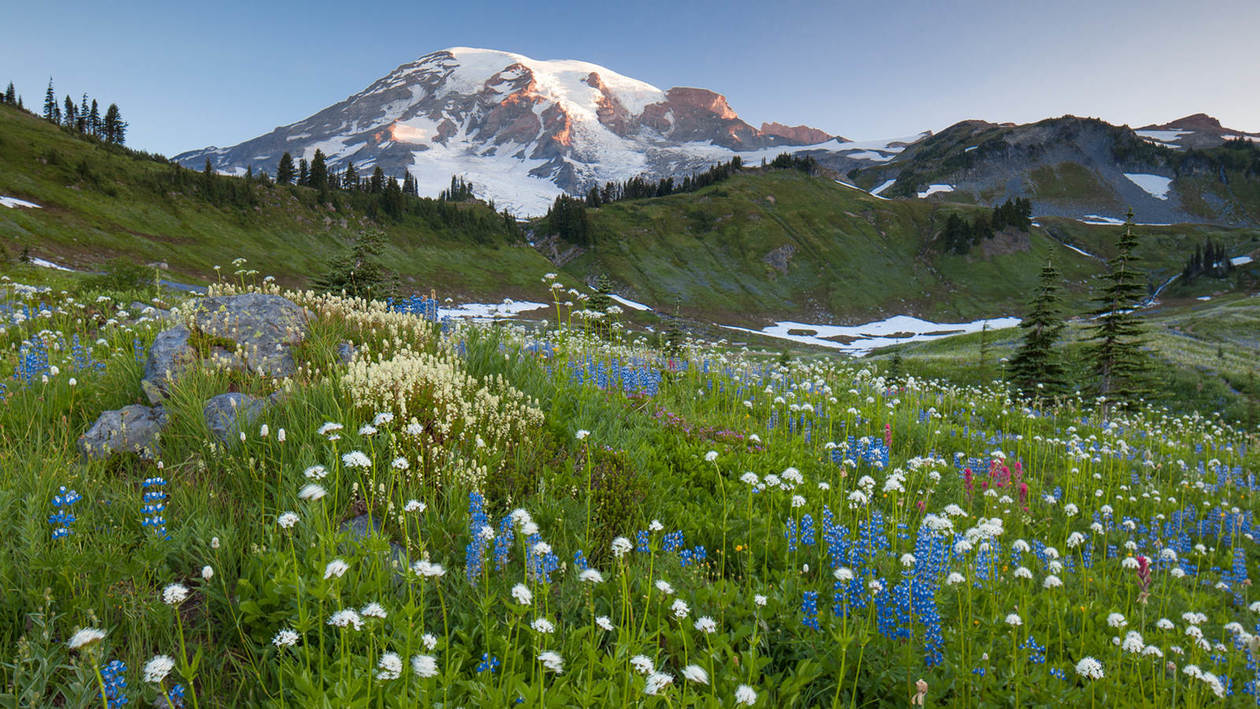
0,270,1257,707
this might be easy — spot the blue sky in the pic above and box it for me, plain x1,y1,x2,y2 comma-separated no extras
3,0,1256,156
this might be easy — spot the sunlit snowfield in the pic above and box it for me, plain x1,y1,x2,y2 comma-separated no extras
2,270,1258,707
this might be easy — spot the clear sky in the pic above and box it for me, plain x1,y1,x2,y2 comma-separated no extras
3,0,1256,156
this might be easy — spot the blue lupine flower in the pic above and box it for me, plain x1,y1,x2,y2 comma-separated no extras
464,492,489,583
140,478,169,540
100,659,129,707
49,486,82,540
801,591,820,631
476,653,500,673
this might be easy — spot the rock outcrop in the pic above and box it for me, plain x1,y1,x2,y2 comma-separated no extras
78,404,168,459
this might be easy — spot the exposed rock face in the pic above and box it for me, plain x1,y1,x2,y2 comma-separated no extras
203,392,269,445
78,405,168,459
759,122,834,145
185,293,309,378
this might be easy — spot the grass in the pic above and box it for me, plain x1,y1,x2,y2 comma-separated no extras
0,266,1257,706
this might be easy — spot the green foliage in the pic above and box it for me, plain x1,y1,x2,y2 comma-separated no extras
545,194,592,246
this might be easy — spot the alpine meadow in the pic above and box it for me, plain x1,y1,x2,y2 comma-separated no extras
2,3,1260,707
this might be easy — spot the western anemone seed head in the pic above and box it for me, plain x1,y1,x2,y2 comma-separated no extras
143,655,175,683
162,583,190,606
539,651,564,674
682,664,709,684
511,583,532,605
376,652,403,680
67,627,106,650
412,654,438,678
645,671,674,695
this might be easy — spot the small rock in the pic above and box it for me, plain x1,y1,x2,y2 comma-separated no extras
341,513,409,576
79,405,167,459
204,392,268,445
336,341,356,365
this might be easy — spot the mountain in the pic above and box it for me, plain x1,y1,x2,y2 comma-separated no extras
1135,113,1260,150
843,115,1260,226
176,47,860,216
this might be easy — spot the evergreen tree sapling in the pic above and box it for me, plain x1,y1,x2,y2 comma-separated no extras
1007,258,1068,400
1085,209,1152,410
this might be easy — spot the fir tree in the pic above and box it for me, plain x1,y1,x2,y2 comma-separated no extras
1085,209,1151,411
312,229,395,299
343,162,358,191
297,158,309,186
309,149,328,193
88,99,100,136
276,153,295,185
589,274,614,313
4,82,15,105
1007,258,1068,401
42,78,56,122
62,95,76,128
102,103,126,144
77,93,90,132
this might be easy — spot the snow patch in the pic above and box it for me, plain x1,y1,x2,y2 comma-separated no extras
30,257,75,272
1231,255,1254,266
438,299,548,320
1196,296,1212,301
1135,129,1191,149
916,184,954,199
1123,173,1173,200
869,179,896,198
608,293,650,311
719,314,1020,356
0,196,41,209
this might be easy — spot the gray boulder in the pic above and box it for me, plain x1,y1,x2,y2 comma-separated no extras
203,392,268,445
141,325,195,404
185,294,309,378
341,513,409,577
78,405,167,459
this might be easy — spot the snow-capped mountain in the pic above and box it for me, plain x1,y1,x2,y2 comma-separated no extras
176,47,892,215
1135,113,1260,150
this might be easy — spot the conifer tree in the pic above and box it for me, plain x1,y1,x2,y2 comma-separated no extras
276,153,295,185
1085,209,1151,411
4,82,15,105
589,274,614,313
1007,258,1067,401
62,95,76,128
102,103,125,144
297,158,309,186
88,99,100,136
343,162,358,190
309,149,328,192
42,78,56,122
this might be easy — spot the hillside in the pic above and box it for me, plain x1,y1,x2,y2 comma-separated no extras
557,168,1260,325
0,103,554,300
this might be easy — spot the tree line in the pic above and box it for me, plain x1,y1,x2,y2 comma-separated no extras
1180,240,1234,283
939,198,1033,255
3,77,130,145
